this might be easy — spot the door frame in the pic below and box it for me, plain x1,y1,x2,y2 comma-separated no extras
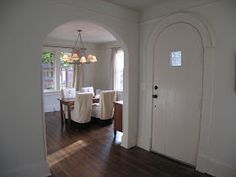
144,12,215,172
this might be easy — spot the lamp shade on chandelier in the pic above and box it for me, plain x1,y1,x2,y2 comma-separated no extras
62,30,97,65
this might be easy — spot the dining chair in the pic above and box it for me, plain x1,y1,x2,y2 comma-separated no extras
95,89,101,96
92,90,116,120
61,88,76,119
61,88,76,99
81,86,95,96
71,92,93,124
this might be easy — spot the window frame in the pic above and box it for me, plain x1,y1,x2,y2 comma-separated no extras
59,52,74,89
42,49,56,92
42,47,74,93
170,50,182,67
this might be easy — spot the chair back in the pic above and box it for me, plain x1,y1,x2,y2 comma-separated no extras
81,86,95,96
61,88,76,99
72,93,93,124
95,89,101,96
99,90,116,119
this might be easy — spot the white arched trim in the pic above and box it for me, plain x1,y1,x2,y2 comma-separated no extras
41,18,138,171
143,12,215,173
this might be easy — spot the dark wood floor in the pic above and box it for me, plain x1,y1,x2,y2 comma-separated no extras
46,112,212,177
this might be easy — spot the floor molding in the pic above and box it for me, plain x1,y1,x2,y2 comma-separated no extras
0,160,50,177
206,158,236,177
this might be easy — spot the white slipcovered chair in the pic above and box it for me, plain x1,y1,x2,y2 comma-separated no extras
71,93,93,124
81,86,95,96
61,88,76,119
92,90,116,120
95,89,101,96
61,88,76,99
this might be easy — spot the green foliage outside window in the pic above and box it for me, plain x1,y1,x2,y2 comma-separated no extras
42,51,54,63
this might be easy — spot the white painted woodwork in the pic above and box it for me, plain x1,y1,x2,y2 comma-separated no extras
0,0,139,176
151,23,203,166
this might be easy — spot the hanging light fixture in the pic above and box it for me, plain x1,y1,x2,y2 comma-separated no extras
62,29,97,65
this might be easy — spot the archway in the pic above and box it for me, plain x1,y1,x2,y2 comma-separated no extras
0,1,139,176
40,19,133,174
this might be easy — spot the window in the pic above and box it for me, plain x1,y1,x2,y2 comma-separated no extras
42,51,55,92
42,49,74,92
170,51,182,66
114,49,124,91
60,52,74,89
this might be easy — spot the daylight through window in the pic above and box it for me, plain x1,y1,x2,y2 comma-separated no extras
114,49,124,91
42,50,74,92
42,51,55,92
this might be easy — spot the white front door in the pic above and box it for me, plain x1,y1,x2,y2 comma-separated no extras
151,22,203,166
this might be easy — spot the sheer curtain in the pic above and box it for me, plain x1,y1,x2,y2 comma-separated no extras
73,64,84,91
113,49,124,91
108,47,118,90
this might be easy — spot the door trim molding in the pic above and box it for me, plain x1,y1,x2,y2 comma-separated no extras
142,12,215,173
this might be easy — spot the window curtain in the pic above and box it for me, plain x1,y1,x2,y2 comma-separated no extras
73,64,84,91
109,47,119,90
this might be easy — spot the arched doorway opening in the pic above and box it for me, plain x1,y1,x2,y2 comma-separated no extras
41,20,131,174
0,1,139,176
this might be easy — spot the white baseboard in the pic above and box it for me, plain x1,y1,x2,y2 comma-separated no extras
197,154,236,177
206,158,236,177
137,135,151,151
0,160,51,177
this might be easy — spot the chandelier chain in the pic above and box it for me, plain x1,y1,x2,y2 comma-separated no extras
62,29,97,65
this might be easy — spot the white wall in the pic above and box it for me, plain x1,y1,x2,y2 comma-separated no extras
43,92,60,112
92,41,119,89
93,43,112,89
93,41,124,100
0,0,139,176
138,0,236,177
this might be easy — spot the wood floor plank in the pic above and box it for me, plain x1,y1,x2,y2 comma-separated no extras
46,112,212,177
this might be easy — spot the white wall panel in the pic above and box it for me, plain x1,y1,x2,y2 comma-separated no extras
0,0,139,176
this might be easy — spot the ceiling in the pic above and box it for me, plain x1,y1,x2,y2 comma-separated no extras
46,1,169,44
103,0,166,10
47,21,117,44
46,0,214,44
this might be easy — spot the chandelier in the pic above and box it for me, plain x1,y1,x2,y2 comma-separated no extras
62,29,97,65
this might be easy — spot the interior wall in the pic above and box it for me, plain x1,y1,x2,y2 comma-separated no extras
93,44,112,90
0,0,139,176
94,42,122,87
43,92,60,112
138,0,236,177
94,41,124,100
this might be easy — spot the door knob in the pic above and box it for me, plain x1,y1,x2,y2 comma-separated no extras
152,94,158,99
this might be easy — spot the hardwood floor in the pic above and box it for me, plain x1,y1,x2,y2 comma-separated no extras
46,112,212,177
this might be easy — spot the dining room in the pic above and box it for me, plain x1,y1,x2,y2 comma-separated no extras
42,20,125,172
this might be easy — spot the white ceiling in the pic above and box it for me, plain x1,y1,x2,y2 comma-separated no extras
46,1,171,44
48,0,208,43
47,21,117,44
46,0,215,44
103,0,166,10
